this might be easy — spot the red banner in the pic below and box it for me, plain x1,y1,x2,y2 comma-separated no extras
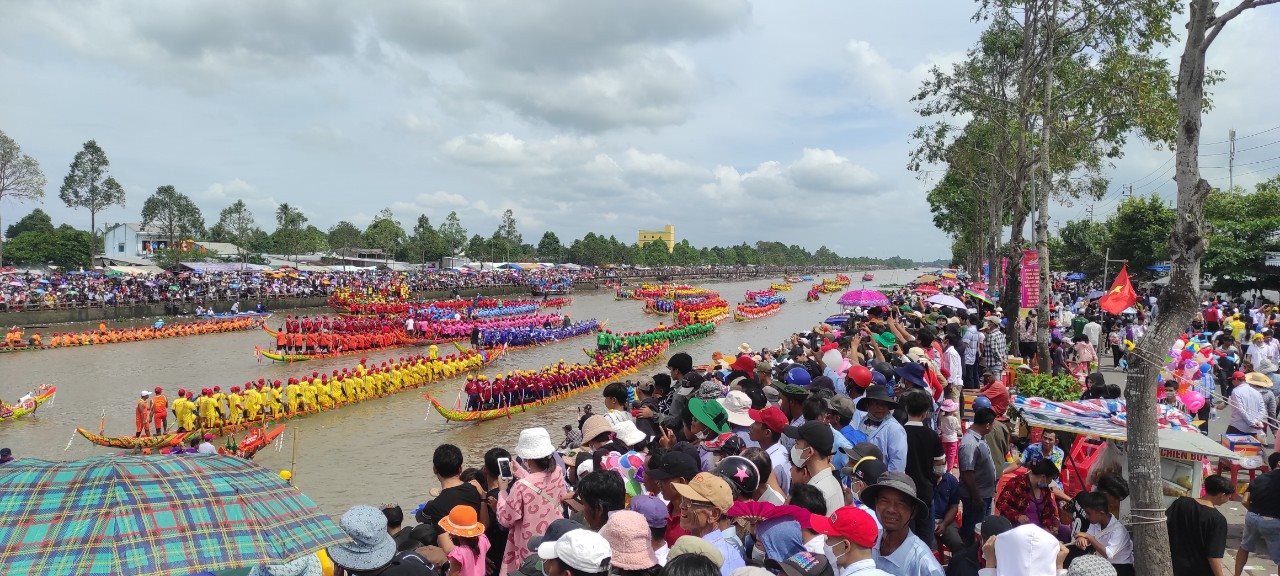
1020,249,1040,308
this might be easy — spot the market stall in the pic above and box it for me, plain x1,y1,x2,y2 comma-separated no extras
1012,395,1240,516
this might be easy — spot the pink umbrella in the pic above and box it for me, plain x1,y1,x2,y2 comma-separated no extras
837,289,890,307
913,284,939,295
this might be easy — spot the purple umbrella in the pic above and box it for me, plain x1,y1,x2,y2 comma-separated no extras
837,289,890,307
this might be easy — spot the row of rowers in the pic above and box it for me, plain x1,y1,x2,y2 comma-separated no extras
133,351,487,433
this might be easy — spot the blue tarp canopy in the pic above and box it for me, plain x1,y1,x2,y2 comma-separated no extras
179,262,273,273
1064,272,1085,281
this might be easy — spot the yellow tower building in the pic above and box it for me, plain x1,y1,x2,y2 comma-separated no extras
638,224,676,252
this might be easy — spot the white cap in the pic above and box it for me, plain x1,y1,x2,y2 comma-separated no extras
612,420,647,447
719,390,754,427
140,391,151,397
537,529,612,574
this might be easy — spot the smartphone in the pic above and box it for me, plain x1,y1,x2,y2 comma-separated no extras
497,457,512,480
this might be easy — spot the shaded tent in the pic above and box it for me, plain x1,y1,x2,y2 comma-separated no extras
178,262,273,273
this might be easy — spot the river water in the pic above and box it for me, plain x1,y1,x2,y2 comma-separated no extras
0,268,930,514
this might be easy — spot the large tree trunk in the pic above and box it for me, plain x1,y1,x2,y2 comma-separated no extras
1034,0,1058,374
1125,2,1214,575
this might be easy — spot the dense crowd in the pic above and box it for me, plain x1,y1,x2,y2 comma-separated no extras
0,267,596,311
234,297,1268,576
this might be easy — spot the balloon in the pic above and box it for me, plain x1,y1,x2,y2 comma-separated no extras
1181,350,1194,360
279,470,293,481
1183,359,1199,371
1172,340,1185,351
1177,381,1190,395
1201,363,1212,374
1180,390,1206,413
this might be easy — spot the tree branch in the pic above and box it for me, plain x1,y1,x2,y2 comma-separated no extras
1204,0,1280,50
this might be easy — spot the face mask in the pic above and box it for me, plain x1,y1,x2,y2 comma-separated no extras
824,539,848,564
695,430,709,441
790,445,809,468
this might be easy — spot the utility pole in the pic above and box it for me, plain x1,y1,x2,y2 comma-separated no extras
1102,247,1129,285
1229,128,1237,189
1086,204,1094,222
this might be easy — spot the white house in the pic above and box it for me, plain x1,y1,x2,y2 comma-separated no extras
102,223,170,262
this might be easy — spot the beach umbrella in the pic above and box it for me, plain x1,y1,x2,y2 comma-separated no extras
837,289,890,307
914,273,940,283
913,284,940,295
1086,290,1105,300
926,293,968,310
968,281,988,290
0,454,345,576
964,288,993,305
1065,272,1086,281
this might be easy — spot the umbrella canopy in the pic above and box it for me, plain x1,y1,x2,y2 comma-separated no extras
913,284,940,295
964,288,993,305
837,289,890,307
0,454,344,576
1085,290,1105,300
968,281,988,290
914,273,939,283
1064,272,1086,281
926,293,968,309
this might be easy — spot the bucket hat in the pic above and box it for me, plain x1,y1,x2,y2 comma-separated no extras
328,505,396,571
720,390,755,427
858,471,927,517
438,504,485,538
855,384,898,412
516,427,556,459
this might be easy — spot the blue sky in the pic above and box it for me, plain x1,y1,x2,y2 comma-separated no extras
1,1,1277,261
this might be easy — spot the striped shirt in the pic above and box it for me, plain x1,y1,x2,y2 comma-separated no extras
980,330,1008,375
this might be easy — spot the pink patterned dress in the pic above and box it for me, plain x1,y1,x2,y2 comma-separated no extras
496,463,568,576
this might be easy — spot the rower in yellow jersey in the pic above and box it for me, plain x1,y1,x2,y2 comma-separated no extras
226,387,244,426
243,384,263,421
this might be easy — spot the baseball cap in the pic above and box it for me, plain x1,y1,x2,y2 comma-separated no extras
537,529,612,574
842,456,887,487
673,472,735,512
783,421,834,456
646,450,700,482
778,551,835,576
827,396,855,421
809,506,879,548
628,494,669,529
748,405,788,434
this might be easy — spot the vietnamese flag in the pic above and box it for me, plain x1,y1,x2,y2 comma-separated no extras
1099,264,1138,314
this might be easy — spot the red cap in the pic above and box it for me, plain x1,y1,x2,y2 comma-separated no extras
847,365,873,387
213,386,220,392
748,405,788,434
177,388,186,396
809,506,879,548
730,355,756,374
1233,371,1246,380
820,342,839,353
231,386,240,392
154,387,163,393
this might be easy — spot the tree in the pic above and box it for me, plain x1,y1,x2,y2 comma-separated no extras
438,211,468,256
300,225,330,254
399,214,450,265
214,200,259,263
1202,179,1280,293
639,240,670,266
670,239,701,266
140,185,205,251
6,208,54,239
536,231,565,263
1125,2,1280,575
463,234,490,262
1050,219,1109,279
327,221,363,251
272,203,307,263
489,209,522,261
363,208,406,264
1106,194,1175,276
4,224,94,268
0,129,47,265
58,140,125,249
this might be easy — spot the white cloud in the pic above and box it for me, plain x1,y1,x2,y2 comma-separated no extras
441,133,528,166
788,148,878,191
843,39,964,115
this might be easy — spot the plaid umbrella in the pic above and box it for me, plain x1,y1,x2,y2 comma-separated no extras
837,289,890,307
0,454,345,576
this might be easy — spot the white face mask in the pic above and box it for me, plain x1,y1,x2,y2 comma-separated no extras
824,539,849,566
694,430,710,441
790,445,809,468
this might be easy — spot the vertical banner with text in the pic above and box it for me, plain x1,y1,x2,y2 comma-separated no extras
1020,249,1040,308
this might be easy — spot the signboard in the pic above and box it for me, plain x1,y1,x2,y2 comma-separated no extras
1019,249,1040,308
1266,252,1280,267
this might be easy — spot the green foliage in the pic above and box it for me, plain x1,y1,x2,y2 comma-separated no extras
212,200,260,261
1108,193,1174,277
1015,371,1083,401
1051,219,1109,279
4,224,94,268
327,221,363,250
58,140,125,236
536,231,565,262
363,208,406,258
399,214,451,264
639,240,670,266
1203,177,1280,293
6,208,54,239
0,129,47,263
140,185,205,247
272,203,308,258
151,246,214,269
438,211,468,256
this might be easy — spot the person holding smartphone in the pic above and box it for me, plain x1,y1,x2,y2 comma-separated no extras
497,427,569,576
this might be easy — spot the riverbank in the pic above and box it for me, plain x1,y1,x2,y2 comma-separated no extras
0,266,867,326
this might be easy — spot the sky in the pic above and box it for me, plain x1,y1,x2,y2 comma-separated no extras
1,1,1278,262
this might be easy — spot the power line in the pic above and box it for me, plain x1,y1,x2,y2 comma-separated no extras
1202,124,1280,146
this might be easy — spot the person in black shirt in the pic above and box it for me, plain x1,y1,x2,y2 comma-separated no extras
1167,474,1233,576
902,390,944,548
411,444,483,547
481,447,511,571
1235,452,1280,576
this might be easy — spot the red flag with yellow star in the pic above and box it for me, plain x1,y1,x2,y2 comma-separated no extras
1099,264,1138,314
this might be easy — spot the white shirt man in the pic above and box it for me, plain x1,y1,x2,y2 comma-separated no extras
1228,375,1267,435
1084,318,1103,350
